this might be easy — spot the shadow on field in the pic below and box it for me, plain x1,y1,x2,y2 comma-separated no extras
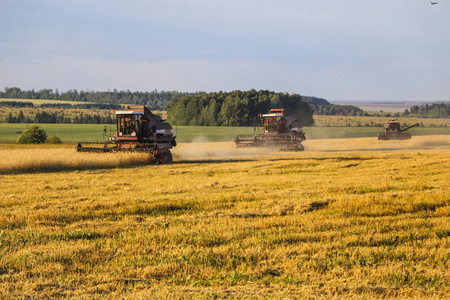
174,158,257,165
173,155,378,166
267,156,375,162
0,164,147,175
315,147,445,153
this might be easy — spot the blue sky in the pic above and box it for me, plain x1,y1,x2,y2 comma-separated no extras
1,0,449,101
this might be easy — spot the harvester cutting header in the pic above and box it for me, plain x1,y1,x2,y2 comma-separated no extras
77,105,176,164
234,109,306,151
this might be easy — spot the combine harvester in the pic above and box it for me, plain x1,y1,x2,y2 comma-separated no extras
234,109,306,151
377,119,419,140
77,105,177,164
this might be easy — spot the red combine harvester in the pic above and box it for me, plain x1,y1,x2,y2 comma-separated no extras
77,105,176,164
234,109,306,151
377,119,419,140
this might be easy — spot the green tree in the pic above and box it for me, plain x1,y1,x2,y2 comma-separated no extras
7,112,16,123
18,110,25,123
167,90,315,126
48,135,62,144
17,125,48,144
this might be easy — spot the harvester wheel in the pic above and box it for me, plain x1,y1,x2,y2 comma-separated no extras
156,152,173,164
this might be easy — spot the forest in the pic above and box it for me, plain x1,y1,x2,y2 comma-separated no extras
167,90,315,126
0,87,327,113
1,88,449,125
311,104,367,116
403,103,449,118
0,87,193,110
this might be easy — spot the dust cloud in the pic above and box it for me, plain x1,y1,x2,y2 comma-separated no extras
409,137,450,148
171,135,450,161
303,135,450,152
171,138,278,161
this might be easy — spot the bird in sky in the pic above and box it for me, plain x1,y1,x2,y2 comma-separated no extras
430,1,438,5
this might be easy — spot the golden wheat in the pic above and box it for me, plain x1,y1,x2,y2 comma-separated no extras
0,145,150,174
0,137,449,299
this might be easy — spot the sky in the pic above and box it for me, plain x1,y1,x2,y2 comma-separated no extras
1,0,449,102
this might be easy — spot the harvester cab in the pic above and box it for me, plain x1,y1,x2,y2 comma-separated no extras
77,105,177,164
385,119,401,133
114,110,144,141
262,109,286,133
111,105,176,147
234,108,306,151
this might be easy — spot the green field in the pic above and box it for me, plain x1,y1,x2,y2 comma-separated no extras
0,124,255,143
0,123,449,144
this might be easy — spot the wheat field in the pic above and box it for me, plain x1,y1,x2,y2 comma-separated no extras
0,136,449,299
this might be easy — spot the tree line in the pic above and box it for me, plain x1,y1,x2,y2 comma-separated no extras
1,87,325,113
0,101,35,108
0,101,122,110
403,103,449,118
3,87,448,123
5,111,114,124
0,87,194,110
167,90,315,126
40,103,122,110
302,96,369,116
311,104,368,116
